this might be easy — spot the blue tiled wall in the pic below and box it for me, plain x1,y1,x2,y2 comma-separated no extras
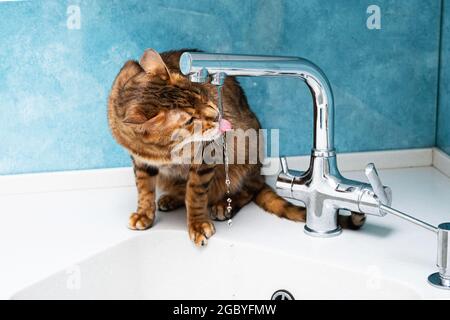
438,0,450,155
0,0,443,174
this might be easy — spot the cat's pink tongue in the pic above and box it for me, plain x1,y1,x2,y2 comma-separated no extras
219,118,232,133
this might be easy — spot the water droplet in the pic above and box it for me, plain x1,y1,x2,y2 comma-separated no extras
217,84,234,227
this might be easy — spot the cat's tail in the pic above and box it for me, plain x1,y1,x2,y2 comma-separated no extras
253,183,306,222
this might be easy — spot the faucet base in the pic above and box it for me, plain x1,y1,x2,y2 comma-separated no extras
428,272,450,290
304,225,342,238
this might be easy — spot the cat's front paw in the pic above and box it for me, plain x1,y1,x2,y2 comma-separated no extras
188,220,216,246
128,212,154,230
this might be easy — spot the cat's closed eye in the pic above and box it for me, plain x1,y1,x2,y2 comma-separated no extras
206,105,219,119
184,117,194,126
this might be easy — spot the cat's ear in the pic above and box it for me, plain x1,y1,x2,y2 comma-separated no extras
113,60,144,91
123,106,149,125
123,106,167,133
139,49,171,82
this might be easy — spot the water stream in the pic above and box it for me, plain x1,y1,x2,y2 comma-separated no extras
217,85,233,227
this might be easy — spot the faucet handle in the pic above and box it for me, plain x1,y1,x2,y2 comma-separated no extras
278,156,304,178
280,156,289,174
365,163,390,205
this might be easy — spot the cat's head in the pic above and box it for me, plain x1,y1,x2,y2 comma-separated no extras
108,49,221,164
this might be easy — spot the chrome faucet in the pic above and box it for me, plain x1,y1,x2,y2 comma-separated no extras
180,52,450,289
180,52,392,237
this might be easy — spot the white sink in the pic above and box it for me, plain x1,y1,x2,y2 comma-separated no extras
2,166,450,300
12,231,419,300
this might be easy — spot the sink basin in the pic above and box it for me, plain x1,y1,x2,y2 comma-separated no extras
12,230,419,300
4,166,450,300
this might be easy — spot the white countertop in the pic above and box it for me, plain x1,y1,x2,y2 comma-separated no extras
1,166,450,299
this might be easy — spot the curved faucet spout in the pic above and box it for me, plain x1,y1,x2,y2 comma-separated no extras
180,52,391,238
179,52,334,153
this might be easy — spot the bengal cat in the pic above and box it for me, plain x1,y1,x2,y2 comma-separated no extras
107,49,365,246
